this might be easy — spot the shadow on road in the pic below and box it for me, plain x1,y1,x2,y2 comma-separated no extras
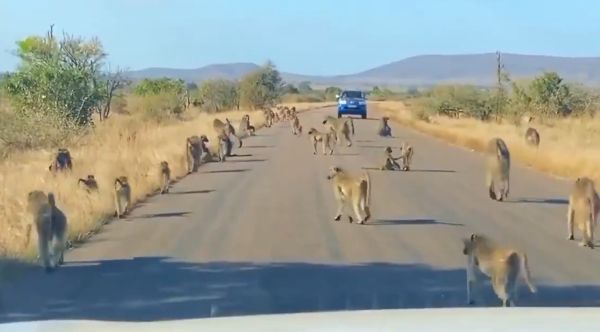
408,169,456,173
506,198,569,205
169,189,215,195
334,153,360,156
228,154,253,157
370,219,464,226
244,145,275,148
134,211,191,219
358,145,404,149
2,258,599,323
226,159,267,163
202,169,250,174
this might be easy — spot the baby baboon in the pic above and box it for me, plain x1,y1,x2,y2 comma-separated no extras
198,134,213,163
399,142,414,171
26,190,68,272
48,148,73,173
380,147,401,171
217,131,232,162
114,176,131,218
524,127,540,147
186,135,202,173
78,175,99,192
159,161,170,194
377,117,392,137
291,115,303,135
462,233,536,307
213,118,243,149
485,138,510,201
322,116,353,147
327,166,371,224
307,128,335,155
567,177,600,248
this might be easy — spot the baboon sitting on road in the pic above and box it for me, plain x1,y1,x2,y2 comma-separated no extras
381,147,402,171
114,176,131,218
377,117,392,137
160,161,170,194
186,136,202,173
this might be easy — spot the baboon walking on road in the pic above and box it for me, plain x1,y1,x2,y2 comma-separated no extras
462,233,537,307
217,131,233,162
159,161,171,194
327,166,372,224
26,191,68,272
399,142,414,171
307,128,335,155
114,176,131,218
291,115,303,135
239,114,255,136
567,177,599,248
323,116,353,147
485,138,510,201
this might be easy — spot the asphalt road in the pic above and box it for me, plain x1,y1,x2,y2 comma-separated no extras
1,106,599,323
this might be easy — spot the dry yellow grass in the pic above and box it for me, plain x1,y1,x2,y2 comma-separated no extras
374,100,600,184
0,109,264,260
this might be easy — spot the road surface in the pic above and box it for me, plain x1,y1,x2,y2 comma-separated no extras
1,106,599,323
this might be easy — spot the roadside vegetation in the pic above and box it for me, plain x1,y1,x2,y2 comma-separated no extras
375,52,600,186
0,27,297,261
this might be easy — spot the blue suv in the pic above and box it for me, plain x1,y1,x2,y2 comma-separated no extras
336,90,367,119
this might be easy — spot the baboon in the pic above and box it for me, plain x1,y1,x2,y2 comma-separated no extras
213,118,242,149
198,134,214,163
160,161,170,194
25,190,68,272
186,135,202,173
567,177,599,248
307,128,335,155
48,148,73,173
78,175,98,192
377,117,392,137
291,115,303,135
462,233,537,307
380,147,402,171
399,142,414,171
239,114,255,136
524,127,540,147
274,112,281,123
217,131,232,162
521,114,533,127
114,176,131,218
485,138,510,201
322,116,353,147
326,166,372,224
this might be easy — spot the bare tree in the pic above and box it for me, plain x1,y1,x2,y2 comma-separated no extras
97,68,129,121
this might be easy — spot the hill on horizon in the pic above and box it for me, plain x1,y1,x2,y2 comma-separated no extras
125,53,600,87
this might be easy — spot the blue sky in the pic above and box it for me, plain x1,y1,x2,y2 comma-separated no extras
1,0,599,75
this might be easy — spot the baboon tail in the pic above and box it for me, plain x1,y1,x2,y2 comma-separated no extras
349,118,355,135
520,253,537,293
362,171,371,208
47,192,56,207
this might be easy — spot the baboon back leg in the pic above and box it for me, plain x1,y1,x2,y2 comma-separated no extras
567,206,575,240
585,220,594,248
351,195,364,224
313,141,318,155
37,231,51,271
334,188,345,221
491,276,508,307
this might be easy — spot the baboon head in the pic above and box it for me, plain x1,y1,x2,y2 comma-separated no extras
462,233,481,255
307,128,318,135
382,116,389,123
160,161,169,170
87,175,96,182
115,176,129,187
326,166,343,180
200,135,209,143
27,190,48,208
385,146,393,154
